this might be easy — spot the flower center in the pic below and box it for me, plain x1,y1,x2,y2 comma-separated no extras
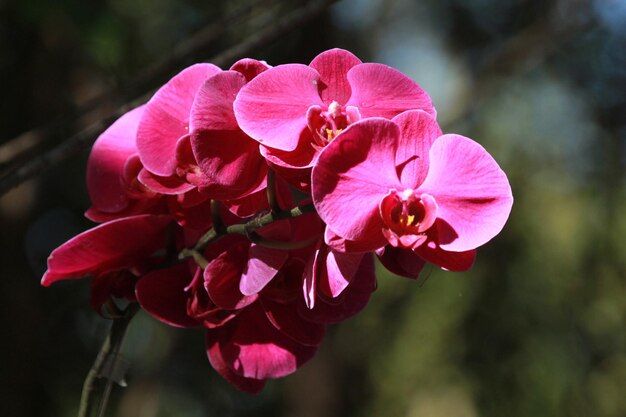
306,101,361,148
379,189,438,249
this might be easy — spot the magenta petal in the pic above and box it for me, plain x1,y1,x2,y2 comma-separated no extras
136,263,199,328
206,334,265,394
240,245,288,296
302,240,321,309
392,110,442,187
42,215,172,286
230,58,270,82
192,130,267,199
217,303,318,379
415,241,476,272
190,70,244,132
234,64,324,151
376,246,426,279
261,298,326,346
87,106,144,213
324,227,379,253
204,240,257,310
137,64,221,176
298,254,376,324
309,48,362,105
347,63,435,119
138,168,195,195
418,134,513,251
319,250,363,298
312,118,401,247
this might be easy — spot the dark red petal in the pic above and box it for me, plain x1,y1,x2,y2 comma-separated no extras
299,254,376,324
376,245,426,279
216,303,318,380
206,332,266,394
136,263,200,328
42,215,173,286
261,297,326,346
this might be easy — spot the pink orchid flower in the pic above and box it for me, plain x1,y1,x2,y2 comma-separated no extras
234,48,436,181
312,110,513,272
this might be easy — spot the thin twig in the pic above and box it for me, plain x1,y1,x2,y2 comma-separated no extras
78,303,139,417
178,202,317,264
0,0,338,196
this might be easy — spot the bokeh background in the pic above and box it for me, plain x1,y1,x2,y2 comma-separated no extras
1,0,625,416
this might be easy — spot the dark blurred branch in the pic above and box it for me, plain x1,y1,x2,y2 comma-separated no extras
0,0,338,196
78,303,138,417
0,0,272,174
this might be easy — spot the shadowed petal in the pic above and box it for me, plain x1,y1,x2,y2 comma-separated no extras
136,263,200,328
415,238,476,272
392,110,442,188
299,254,376,324
261,298,326,346
376,245,426,279
138,168,195,195
206,333,265,394
240,245,288,296
215,303,318,379
87,106,144,213
230,58,270,82
205,240,257,310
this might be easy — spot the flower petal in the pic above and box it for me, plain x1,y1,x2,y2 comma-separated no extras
206,333,266,394
136,263,200,328
347,63,435,119
415,239,476,272
318,249,363,298
418,134,513,251
137,64,221,176
312,118,401,247
205,240,257,310
42,215,173,286
392,110,442,187
234,64,323,151
376,245,426,279
230,58,270,82
240,245,288,296
261,298,326,346
137,168,196,195
87,106,144,213
215,303,318,379
309,48,362,105
298,254,376,324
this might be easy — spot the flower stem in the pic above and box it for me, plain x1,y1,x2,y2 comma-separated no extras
178,202,316,264
78,303,139,417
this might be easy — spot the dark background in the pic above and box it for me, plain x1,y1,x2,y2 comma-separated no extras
1,0,625,416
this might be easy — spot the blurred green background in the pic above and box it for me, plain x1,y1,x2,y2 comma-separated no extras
1,0,625,416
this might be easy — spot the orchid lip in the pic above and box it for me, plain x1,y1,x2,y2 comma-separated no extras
379,189,438,249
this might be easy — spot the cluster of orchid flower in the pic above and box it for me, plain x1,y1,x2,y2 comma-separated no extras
43,49,513,393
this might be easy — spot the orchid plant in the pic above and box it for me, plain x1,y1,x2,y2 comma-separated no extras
43,48,513,412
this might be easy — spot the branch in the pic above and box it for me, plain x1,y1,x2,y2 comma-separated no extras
0,0,339,197
178,202,317,263
78,303,139,417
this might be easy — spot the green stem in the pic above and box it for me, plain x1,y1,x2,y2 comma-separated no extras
78,303,139,417
179,202,316,264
